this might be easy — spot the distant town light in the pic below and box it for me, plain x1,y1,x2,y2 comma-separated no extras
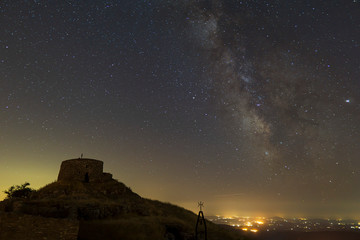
246,222,253,227
210,215,360,232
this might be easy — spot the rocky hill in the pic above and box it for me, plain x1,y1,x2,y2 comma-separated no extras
0,179,251,240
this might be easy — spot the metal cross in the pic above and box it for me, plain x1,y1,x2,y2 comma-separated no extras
198,201,204,211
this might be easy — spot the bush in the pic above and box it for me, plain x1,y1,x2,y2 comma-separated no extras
4,182,34,199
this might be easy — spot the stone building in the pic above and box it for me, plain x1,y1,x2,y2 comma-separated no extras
57,158,113,183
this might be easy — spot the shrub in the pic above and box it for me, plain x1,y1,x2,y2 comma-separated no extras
4,182,34,199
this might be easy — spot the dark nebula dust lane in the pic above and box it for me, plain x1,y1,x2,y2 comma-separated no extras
0,0,360,217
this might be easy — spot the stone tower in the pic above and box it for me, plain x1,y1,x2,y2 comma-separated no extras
57,158,112,183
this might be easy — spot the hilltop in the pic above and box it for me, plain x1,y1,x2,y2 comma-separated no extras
0,158,251,240
1,179,250,240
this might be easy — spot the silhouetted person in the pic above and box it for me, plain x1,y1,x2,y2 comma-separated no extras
196,201,207,240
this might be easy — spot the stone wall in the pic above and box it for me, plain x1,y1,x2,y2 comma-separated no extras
103,172,113,182
57,159,105,182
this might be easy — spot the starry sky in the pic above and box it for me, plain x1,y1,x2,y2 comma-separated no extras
1,0,360,218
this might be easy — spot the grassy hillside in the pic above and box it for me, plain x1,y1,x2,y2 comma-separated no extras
1,179,252,240
78,215,251,240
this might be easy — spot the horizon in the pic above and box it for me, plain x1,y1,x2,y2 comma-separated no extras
1,0,360,220
2,168,360,220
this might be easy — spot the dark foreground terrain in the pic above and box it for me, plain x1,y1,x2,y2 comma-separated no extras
255,230,360,240
0,179,251,240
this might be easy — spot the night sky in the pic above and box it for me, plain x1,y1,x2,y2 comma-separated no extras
1,0,360,218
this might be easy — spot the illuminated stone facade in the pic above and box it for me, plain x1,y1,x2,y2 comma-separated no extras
57,158,112,182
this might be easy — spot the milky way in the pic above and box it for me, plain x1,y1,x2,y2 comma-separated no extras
1,0,360,217
178,0,360,209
